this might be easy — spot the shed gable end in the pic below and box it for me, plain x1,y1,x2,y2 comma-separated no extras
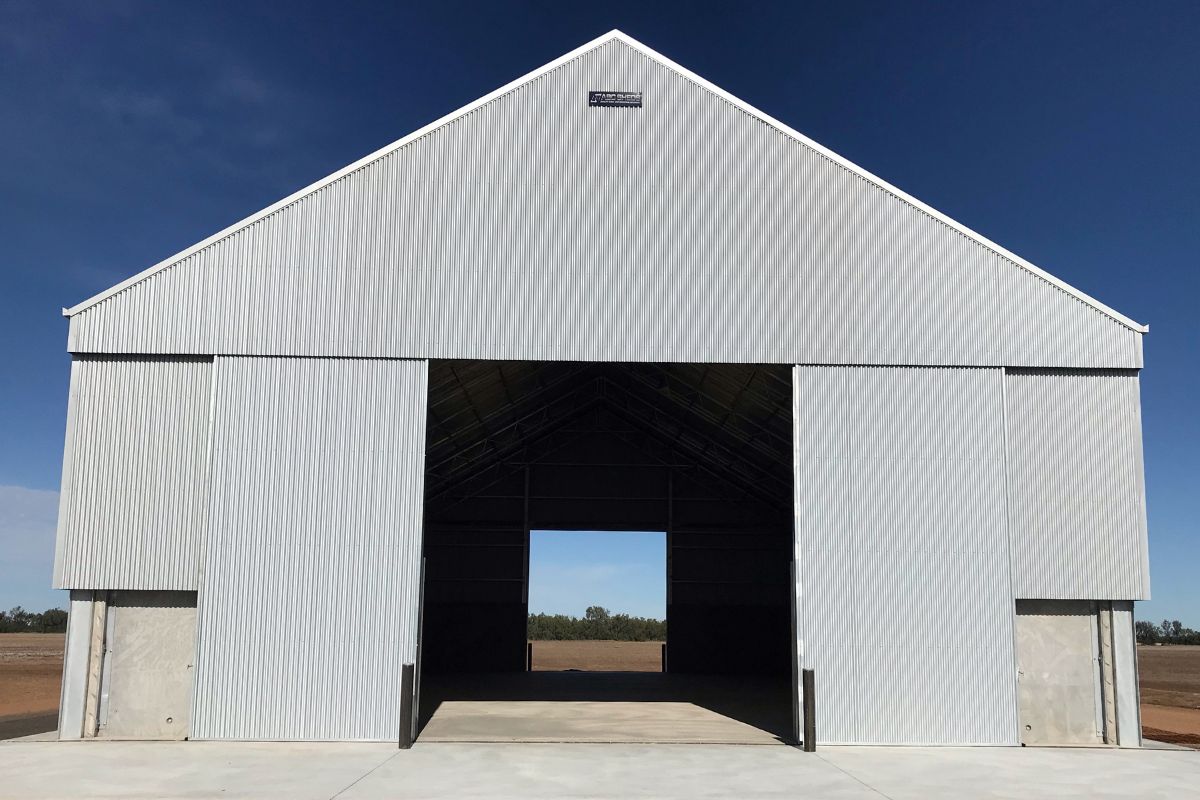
67,34,1142,368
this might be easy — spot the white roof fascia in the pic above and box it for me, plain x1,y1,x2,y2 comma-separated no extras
65,30,1148,333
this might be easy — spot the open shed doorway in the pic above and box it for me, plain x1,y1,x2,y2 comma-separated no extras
527,530,666,673
416,360,796,744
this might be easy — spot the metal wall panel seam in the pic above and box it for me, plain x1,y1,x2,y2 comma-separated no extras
999,367,1022,739
790,364,805,738
187,350,224,733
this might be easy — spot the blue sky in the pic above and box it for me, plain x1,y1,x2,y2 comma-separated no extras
0,2,1196,623
529,532,666,619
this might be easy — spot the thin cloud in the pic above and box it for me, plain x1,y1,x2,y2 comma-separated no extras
89,88,204,144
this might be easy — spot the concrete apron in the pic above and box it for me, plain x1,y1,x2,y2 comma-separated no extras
417,671,794,744
420,699,784,744
1,740,1198,800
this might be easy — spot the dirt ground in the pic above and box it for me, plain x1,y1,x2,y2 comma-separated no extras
529,640,663,672
1137,645,1200,748
1137,645,1200,708
0,633,64,719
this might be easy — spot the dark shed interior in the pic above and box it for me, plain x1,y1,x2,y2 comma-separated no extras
421,360,795,679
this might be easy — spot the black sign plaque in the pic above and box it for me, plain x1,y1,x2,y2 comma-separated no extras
589,91,642,108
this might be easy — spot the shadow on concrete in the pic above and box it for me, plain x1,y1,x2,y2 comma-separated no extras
418,671,794,743
0,713,57,741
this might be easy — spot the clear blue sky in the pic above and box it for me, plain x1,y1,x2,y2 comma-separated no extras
529,532,666,620
0,2,1195,623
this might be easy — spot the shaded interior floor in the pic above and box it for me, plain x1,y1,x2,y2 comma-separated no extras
0,712,57,741
418,671,794,744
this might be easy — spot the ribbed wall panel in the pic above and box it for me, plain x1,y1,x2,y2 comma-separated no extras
190,357,428,741
794,365,1018,744
67,40,1139,368
997,269,1142,368
1005,371,1149,599
53,358,212,590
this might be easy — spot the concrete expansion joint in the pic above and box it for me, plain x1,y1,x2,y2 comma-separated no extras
328,750,404,800
813,752,898,800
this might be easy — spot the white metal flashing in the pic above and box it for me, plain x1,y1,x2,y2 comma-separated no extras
63,30,1148,333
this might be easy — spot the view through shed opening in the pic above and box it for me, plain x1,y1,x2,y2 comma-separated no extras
418,360,797,744
527,530,666,673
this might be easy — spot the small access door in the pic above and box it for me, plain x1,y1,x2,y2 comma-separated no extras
98,591,197,740
1015,600,1103,745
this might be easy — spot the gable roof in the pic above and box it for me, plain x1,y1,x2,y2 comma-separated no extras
62,31,1146,368
64,29,1146,334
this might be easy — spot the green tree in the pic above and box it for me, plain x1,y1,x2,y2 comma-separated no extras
528,608,665,641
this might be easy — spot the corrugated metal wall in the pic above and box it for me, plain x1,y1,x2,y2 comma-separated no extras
794,365,1018,745
66,39,1139,369
53,357,212,590
1005,370,1150,599
190,356,428,741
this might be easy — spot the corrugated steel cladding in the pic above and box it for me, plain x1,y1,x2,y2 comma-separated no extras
66,40,1139,369
1005,370,1150,600
53,357,212,590
51,32,1152,745
190,357,428,740
794,366,1018,745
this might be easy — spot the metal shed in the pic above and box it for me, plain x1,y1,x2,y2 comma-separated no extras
52,30,1149,748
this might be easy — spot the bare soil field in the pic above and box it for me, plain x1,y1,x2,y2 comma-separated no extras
0,633,64,739
529,640,663,672
1138,645,1200,748
1138,645,1200,708
0,633,64,717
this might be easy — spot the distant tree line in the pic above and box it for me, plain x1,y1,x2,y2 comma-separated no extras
1136,619,1200,646
528,606,666,641
0,607,68,633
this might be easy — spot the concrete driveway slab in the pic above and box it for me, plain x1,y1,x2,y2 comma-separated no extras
1,739,1197,800
342,743,873,799
0,741,397,800
818,745,1200,800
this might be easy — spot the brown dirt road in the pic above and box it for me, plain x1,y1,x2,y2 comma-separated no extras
1141,705,1200,747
